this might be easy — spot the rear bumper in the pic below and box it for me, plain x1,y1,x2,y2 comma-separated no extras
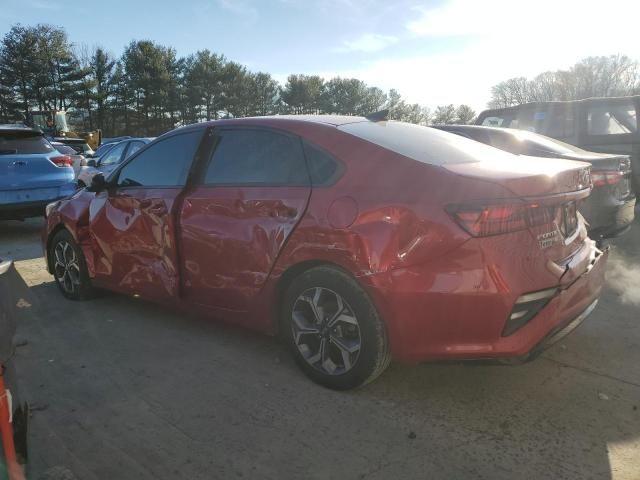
581,193,636,239
0,184,76,220
0,198,63,220
361,239,608,364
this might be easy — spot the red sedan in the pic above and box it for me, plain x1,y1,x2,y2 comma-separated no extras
42,115,607,389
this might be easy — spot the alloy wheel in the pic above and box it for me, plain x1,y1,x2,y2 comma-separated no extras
291,287,362,375
53,240,81,295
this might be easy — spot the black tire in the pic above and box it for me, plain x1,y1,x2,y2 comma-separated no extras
282,266,390,390
49,229,94,300
77,180,86,189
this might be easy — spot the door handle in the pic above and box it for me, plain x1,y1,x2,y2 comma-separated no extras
270,206,298,218
139,199,168,215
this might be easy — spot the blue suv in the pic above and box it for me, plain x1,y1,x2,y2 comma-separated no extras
0,125,77,220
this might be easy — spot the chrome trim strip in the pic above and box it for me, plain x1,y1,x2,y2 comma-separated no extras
515,287,558,304
543,299,598,348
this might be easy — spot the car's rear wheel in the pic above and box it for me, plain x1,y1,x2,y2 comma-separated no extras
50,230,93,300
282,266,390,390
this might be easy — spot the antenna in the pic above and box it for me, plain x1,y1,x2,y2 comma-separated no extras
365,109,389,122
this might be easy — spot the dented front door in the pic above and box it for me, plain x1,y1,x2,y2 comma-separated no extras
89,187,182,301
87,128,205,302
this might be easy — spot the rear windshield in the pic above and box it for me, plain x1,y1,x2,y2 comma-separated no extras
338,121,516,165
0,131,55,155
501,130,589,155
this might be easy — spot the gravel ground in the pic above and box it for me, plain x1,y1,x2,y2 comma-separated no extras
1,217,639,480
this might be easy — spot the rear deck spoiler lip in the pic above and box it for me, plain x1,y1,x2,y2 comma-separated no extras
519,186,592,205
454,186,593,209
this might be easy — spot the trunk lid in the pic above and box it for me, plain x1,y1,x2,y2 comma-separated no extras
444,157,594,285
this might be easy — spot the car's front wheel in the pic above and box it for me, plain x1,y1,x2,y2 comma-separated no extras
283,266,390,390
50,229,93,300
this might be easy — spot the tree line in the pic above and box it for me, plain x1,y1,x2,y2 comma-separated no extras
0,23,477,137
489,55,640,108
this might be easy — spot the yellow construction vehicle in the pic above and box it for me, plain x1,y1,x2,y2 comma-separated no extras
28,110,102,151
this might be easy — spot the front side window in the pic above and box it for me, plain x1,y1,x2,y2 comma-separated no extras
588,102,638,135
204,128,308,185
117,130,203,187
100,142,127,166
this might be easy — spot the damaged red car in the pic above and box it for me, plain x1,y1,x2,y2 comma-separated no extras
42,115,607,389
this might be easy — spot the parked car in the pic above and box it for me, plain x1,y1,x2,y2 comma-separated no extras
433,125,636,240
51,141,85,178
475,96,640,195
77,138,153,187
89,137,132,159
42,116,607,389
1,125,77,220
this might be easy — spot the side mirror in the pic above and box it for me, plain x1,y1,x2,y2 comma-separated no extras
88,173,108,192
86,159,97,167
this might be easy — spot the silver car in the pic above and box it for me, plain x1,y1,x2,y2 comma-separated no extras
77,138,153,187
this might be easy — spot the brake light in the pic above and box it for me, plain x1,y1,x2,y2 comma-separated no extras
591,170,623,187
50,155,73,167
448,203,556,237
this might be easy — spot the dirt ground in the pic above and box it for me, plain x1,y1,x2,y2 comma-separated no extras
1,217,639,480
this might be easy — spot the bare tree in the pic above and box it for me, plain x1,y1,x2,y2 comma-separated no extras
454,104,475,124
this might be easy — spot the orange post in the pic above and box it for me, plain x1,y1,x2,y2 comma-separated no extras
0,373,25,480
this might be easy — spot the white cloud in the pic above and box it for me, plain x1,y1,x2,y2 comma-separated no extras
335,34,398,53
277,0,640,112
325,0,640,111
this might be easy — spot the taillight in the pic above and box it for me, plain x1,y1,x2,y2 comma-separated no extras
447,203,556,237
591,170,624,187
50,155,73,167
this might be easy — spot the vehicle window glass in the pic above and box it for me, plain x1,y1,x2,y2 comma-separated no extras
337,121,514,165
303,142,340,185
0,131,55,154
539,105,575,138
488,131,523,155
117,130,203,187
588,102,637,135
515,109,535,131
100,142,127,166
481,116,506,127
53,144,77,155
125,141,145,159
205,129,308,185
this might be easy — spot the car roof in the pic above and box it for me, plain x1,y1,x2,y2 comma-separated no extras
0,124,43,134
179,115,369,131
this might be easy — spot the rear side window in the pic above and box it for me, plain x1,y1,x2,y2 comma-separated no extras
117,130,203,187
303,142,340,185
205,129,308,185
588,102,638,135
537,105,575,138
0,131,54,154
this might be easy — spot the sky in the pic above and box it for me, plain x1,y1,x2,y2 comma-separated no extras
2,0,639,112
